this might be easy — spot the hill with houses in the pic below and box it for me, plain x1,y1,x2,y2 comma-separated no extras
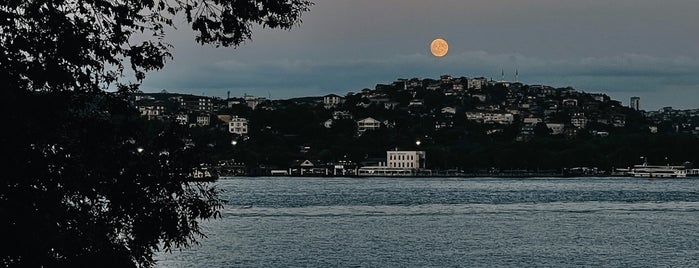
132,75,699,176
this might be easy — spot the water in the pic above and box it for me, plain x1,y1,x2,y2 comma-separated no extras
156,177,699,267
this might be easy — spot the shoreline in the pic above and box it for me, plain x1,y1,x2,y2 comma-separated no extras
215,174,697,179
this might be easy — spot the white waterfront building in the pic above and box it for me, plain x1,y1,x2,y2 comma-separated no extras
358,150,427,176
387,150,426,169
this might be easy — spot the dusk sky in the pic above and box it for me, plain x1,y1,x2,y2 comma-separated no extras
140,0,699,110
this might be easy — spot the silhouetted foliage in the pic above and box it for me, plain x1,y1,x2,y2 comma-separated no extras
1,0,312,93
1,0,312,266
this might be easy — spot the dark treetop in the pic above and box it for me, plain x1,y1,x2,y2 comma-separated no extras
1,0,312,267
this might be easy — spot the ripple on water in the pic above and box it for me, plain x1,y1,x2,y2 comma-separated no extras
157,177,699,267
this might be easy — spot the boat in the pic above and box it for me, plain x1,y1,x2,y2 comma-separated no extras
628,164,687,178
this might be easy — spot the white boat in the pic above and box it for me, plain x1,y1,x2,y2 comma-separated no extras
629,164,687,178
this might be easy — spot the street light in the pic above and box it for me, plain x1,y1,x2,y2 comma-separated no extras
231,140,238,146
415,140,421,146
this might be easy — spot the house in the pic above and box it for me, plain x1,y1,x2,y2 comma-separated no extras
136,100,166,120
546,123,566,135
175,113,189,125
323,94,344,109
440,75,452,84
571,113,588,129
435,120,454,130
329,160,358,176
465,111,515,125
369,97,391,106
195,114,210,126
244,94,266,110
426,84,440,90
523,117,543,125
357,117,381,134
562,99,578,107
467,77,487,90
229,116,248,135
469,93,487,102
384,101,400,110
409,99,424,106
441,107,457,115
226,97,244,107
610,114,626,127
590,93,610,102
174,95,213,112
332,110,353,120
216,159,247,176
323,119,333,128
520,124,536,136
382,120,396,128
288,160,328,176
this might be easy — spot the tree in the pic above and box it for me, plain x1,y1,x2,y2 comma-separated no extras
1,0,312,267
533,122,553,137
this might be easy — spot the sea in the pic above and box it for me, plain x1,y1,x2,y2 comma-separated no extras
156,177,699,267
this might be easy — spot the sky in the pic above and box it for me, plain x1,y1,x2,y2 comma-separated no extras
140,0,699,110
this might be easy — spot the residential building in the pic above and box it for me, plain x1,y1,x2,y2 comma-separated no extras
467,77,487,90
546,123,565,135
384,101,400,110
226,98,244,107
323,94,344,108
469,93,487,102
610,114,626,127
465,112,515,125
288,160,328,176
229,116,249,135
562,99,578,107
195,114,210,126
590,93,610,102
175,113,189,125
426,84,440,90
409,99,424,106
176,95,213,112
323,119,333,128
244,94,266,110
357,117,381,134
630,96,640,110
523,117,543,125
136,101,165,120
571,113,588,129
332,110,353,120
441,107,457,115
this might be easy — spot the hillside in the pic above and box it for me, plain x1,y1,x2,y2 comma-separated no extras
134,75,699,175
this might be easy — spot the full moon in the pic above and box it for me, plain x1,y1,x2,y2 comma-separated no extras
430,38,449,57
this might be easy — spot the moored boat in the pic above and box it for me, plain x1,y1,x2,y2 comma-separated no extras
629,165,687,178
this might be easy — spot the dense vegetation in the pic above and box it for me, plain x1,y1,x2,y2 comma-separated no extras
189,82,699,173
1,0,312,266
